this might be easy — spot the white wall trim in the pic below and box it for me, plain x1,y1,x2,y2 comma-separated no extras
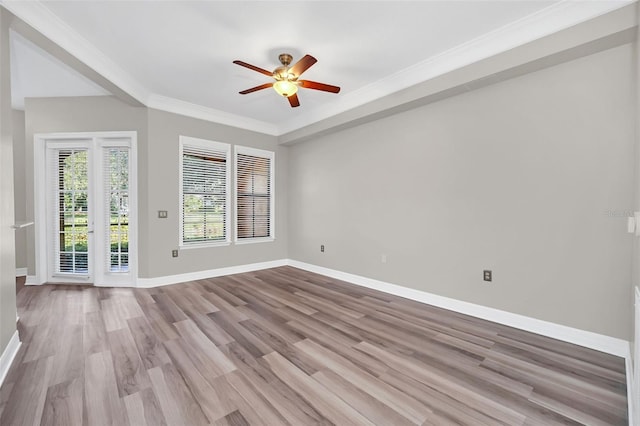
13,255,637,419
626,354,636,426
15,267,27,277
136,259,288,288
147,95,278,136
2,0,634,137
287,259,631,358
632,285,640,425
0,331,21,389
275,0,637,134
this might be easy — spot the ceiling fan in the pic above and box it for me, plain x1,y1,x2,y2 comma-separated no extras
233,53,341,108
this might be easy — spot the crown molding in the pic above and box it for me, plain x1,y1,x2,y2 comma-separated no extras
147,94,279,135
275,0,636,135
1,0,635,137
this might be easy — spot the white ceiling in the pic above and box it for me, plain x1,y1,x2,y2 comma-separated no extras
3,0,633,135
10,30,109,110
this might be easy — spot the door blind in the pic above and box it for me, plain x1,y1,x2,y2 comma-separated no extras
236,152,272,239
104,147,130,272
48,148,90,275
181,143,229,244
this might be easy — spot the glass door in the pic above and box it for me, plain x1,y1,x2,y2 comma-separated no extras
47,141,93,282
43,134,136,286
99,142,133,286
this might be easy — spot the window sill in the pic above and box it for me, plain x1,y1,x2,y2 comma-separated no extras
179,241,231,250
235,237,275,245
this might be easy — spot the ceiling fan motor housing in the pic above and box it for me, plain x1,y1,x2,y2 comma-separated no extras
278,53,293,67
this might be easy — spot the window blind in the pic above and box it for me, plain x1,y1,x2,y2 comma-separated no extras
236,150,273,239
181,140,229,245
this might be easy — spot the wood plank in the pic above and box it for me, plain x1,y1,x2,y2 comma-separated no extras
214,410,250,426
49,324,84,386
123,388,168,426
263,351,376,426
356,340,526,425
295,338,431,425
42,378,83,426
312,369,416,426
127,316,171,369
107,327,151,397
138,301,179,342
157,363,210,426
83,310,109,355
101,298,129,332
147,366,189,426
224,370,291,426
174,319,236,376
3,267,628,425
84,351,129,426
163,338,237,423
0,356,53,426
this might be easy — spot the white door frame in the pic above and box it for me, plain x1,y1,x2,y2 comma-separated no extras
34,131,138,287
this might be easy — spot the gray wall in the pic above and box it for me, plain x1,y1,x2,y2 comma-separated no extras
287,44,636,340
24,96,149,277
633,1,640,395
0,7,17,357
22,97,287,280
145,109,287,278
12,109,26,271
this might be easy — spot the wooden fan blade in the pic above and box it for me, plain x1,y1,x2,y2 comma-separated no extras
239,82,274,94
299,80,341,93
233,60,273,77
287,93,300,108
290,55,317,77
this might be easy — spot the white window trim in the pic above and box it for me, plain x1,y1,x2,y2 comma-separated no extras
179,136,231,248
234,145,275,244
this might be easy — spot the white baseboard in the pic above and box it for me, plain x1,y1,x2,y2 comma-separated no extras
631,286,640,426
0,331,21,389
626,354,636,426
15,267,27,277
14,258,636,421
287,259,631,359
137,259,288,288
25,275,39,285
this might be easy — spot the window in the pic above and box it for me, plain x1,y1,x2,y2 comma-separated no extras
235,146,275,242
179,136,230,246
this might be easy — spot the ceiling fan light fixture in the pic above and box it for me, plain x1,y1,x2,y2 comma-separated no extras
234,53,339,107
273,80,298,97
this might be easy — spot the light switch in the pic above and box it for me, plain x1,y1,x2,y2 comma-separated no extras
158,210,168,219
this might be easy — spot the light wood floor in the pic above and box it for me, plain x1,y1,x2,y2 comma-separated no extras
0,266,628,425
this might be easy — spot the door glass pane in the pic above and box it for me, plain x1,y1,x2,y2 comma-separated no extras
106,148,129,272
56,149,89,274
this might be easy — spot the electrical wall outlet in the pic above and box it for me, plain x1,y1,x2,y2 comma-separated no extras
483,270,492,282
381,254,387,263
172,249,178,258
320,245,325,253
158,210,168,218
